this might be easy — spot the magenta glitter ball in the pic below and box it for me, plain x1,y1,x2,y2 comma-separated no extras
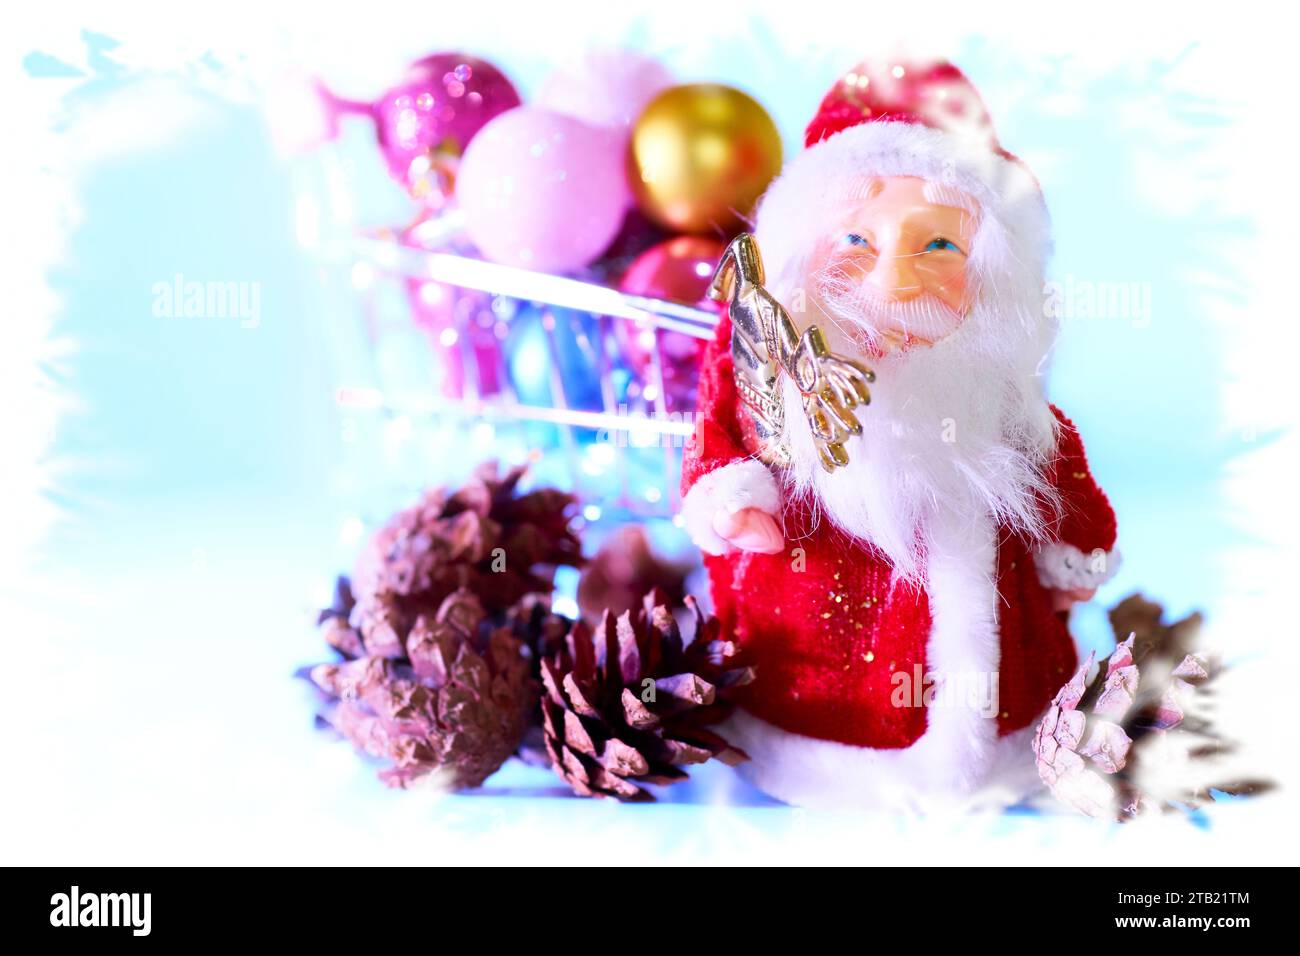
373,53,520,199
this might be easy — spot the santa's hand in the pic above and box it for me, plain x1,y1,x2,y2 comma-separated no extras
789,328,873,422
817,353,874,412
711,507,784,554
1049,586,1097,613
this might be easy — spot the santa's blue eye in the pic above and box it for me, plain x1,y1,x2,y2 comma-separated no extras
925,237,964,254
840,233,872,249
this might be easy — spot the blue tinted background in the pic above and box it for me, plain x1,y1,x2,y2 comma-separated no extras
14,21,1272,863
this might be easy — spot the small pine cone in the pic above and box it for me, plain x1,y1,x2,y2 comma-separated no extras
539,590,754,800
311,588,537,790
1032,593,1268,819
576,525,691,623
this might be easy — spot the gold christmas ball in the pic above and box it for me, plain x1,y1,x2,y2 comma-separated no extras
628,84,783,235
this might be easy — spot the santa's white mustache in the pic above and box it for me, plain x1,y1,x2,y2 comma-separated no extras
813,265,964,352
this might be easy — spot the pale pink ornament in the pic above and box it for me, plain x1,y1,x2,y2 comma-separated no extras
537,52,673,210
535,51,673,138
457,107,628,273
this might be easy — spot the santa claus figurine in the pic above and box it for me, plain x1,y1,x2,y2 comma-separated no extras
681,59,1120,810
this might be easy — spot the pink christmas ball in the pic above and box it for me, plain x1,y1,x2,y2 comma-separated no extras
457,107,628,273
372,53,520,200
536,51,673,137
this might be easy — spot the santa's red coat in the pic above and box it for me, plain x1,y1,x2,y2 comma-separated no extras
681,314,1118,750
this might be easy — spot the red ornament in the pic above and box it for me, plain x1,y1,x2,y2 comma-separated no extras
616,236,724,413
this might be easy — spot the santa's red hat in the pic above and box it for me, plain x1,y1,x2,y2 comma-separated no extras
754,58,1051,298
804,60,1016,159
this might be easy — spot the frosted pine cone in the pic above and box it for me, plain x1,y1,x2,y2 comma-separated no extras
311,586,537,790
1032,643,1141,818
1033,594,1268,819
540,590,754,800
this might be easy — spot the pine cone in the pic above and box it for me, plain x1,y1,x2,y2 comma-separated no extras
492,593,577,768
310,585,537,790
576,525,692,623
539,590,754,800
351,462,582,627
498,592,575,668
1032,593,1270,819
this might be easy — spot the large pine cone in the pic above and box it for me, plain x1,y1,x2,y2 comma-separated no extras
1032,594,1269,818
351,462,582,627
539,590,754,800
311,582,537,790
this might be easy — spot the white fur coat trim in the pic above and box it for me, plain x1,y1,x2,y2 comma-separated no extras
1034,541,1122,591
680,458,781,556
723,712,1042,812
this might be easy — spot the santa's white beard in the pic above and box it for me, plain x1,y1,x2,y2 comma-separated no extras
778,297,1059,585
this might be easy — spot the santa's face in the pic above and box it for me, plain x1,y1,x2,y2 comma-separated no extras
808,175,979,357
777,176,1060,582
